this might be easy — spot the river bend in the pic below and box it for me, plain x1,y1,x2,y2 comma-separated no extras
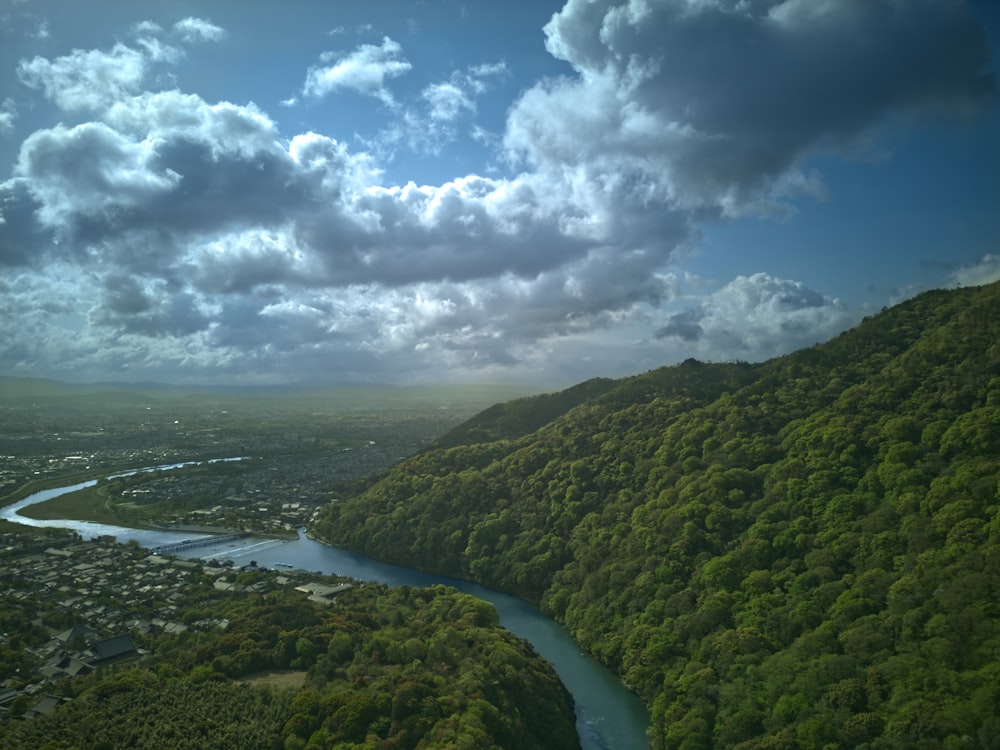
2,466,650,749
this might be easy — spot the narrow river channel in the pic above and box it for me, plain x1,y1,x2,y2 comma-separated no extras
3,466,651,750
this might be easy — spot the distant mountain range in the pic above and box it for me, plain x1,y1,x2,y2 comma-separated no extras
312,280,1000,749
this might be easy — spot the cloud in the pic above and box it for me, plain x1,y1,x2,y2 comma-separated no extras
302,36,411,104
506,0,996,217
13,121,181,229
422,61,507,123
423,82,474,122
0,179,47,266
6,84,617,291
173,17,225,44
14,25,203,113
14,17,223,116
135,36,183,64
90,274,211,338
950,254,1000,288
655,274,852,360
1,1,995,385
467,61,507,87
375,60,509,155
132,20,163,35
17,44,149,111
0,98,16,135
188,228,316,295
100,274,153,315
6,91,306,271
0,270,86,376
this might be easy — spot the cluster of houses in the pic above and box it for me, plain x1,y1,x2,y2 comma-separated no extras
0,531,350,722
0,629,143,719
98,458,337,535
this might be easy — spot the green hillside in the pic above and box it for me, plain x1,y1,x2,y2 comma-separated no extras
312,281,1000,749
427,376,620,450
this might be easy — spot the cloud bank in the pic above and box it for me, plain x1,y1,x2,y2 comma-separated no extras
0,1,995,384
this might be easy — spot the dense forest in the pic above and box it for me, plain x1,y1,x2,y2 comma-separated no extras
0,583,578,750
312,280,1000,749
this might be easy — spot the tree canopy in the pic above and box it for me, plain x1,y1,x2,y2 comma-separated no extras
1,584,578,750
312,281,1000,749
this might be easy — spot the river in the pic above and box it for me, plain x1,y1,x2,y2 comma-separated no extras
2,467,651,750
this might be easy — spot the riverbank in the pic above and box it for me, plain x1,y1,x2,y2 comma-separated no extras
7,457,295,538
187,527,652,750
20,483,299,540
4,470,651,749
18,480,130,525
0,452,246,508
0,467,115,508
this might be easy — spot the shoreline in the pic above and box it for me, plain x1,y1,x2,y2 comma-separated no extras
2,457,278,539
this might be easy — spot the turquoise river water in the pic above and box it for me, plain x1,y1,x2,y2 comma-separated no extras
2,463,650,749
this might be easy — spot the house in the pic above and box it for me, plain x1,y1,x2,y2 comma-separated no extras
23,694,69,719
54,624,98,646
40,654,92,681
88,634,140,668
294,582,353,604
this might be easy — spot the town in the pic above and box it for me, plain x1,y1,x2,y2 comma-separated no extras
0,382,493,498
0,382,513,724
0,527,354,721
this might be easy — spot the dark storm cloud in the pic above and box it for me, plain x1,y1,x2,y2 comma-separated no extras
101,274,153,315
510,0,996,213
91,275,210,338
656,309,705,342
0,180,48,266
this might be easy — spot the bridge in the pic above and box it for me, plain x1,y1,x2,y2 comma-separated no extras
149,532,249,555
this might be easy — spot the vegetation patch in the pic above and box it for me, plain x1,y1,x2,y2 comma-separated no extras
237,669,309,689
313,281,1000,749
18,483,125,525
0,576,578,750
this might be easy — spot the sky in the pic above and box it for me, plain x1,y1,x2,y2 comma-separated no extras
1,0,998,388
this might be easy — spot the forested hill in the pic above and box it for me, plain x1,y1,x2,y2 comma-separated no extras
427,376,620,450
311,280,1000,749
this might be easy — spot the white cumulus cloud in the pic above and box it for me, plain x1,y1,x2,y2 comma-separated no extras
173,17,225,44
0,99,16,135
303,36,411,105
656,274,852,360
950,255,1000,288
17,44,149,111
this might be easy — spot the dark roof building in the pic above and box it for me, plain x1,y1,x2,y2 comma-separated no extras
55,624,98,644
88,634,139,667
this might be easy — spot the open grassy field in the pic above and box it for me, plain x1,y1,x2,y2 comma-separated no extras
18,483,132,526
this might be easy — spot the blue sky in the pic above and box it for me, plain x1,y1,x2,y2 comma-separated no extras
1,0,998,387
